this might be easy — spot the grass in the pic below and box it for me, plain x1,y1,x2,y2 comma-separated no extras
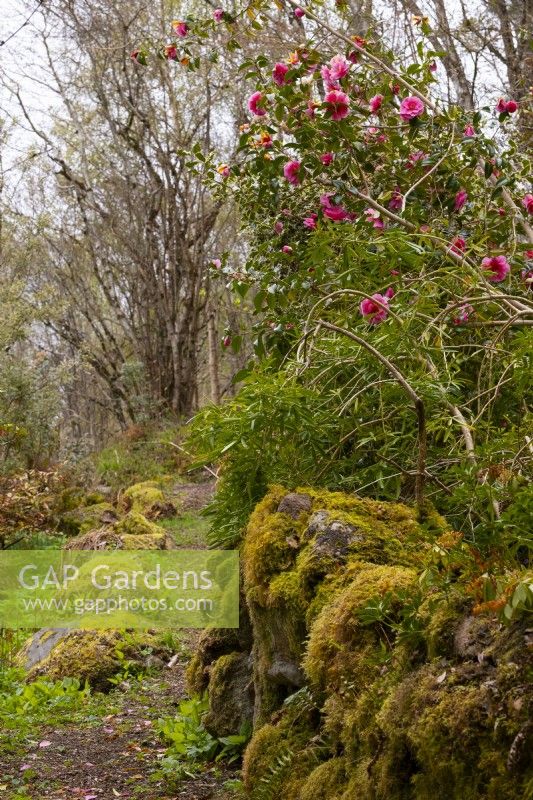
160,511,211,548
93,424,184,491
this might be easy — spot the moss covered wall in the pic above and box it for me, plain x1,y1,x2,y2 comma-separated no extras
219,486,531,800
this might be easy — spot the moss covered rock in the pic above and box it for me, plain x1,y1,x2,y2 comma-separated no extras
304,564,417,695
60,502,118,537
242,705,319,800
243,486,442,725
237,486,532,800
121,480,176,519
300,758,348,800
20,630,121,689
18,629,161,690
203,651,254,737
114,511,175,549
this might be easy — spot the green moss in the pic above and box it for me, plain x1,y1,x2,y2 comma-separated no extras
300,757,348,800
119,532,172,549
203,651,253,736
236,487,533,800
122,481,166,513
27,631,123,690
360,619,533,800
58,486,89,512
60,502,117,536
242,709,318,800
304,564,417,694
114,510,166,538
243,486,307,597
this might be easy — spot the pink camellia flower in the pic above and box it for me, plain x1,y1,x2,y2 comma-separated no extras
211,259,221,269
454,189,468,212
388,188,403,211
172,20,188,37
294,6,305,17
406,150,427,168
164,44,178,61
399,96,425,121
498,207,506,216
496,98,518,114
281,245,293,254
321,55,351,89
463,124,476,137
429,60,437,73
450,237,466,255
303,213,318,229
320,152,334,165
324,90,350,120
283,160,301,185
453,304,474,325
481,255,511,282
369,94,383,113
248,91,266,116
217,164,230,178
525,250,533,260
274,221,284,234
320,193,352,222
213,8,224,22
364,208,384,229
522,194,533,214
360,293,390,324
273,62,289,86
223,335,232,347
495,98,507,113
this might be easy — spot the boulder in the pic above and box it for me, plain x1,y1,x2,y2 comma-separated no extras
122,481,176,519
60,502,118,537
17,629,163,690
204,651,254,737
237,486,532,800
17,629,123,690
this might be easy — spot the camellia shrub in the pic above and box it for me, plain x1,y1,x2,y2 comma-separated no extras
139,3,533,551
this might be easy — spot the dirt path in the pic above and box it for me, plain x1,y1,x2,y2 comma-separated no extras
0,478,237,800
0,661,235,800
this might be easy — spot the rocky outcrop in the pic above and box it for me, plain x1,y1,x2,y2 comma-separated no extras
187,605,255,737
199,486,533,799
